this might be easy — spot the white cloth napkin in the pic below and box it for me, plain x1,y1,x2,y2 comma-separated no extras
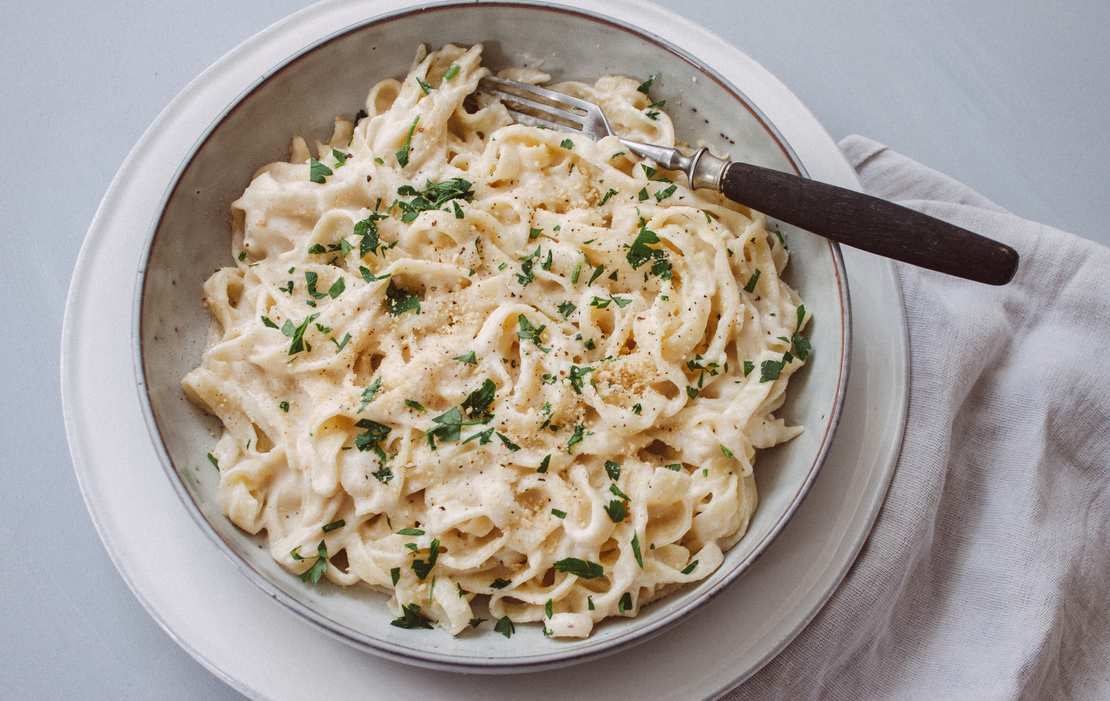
727,136,1110,700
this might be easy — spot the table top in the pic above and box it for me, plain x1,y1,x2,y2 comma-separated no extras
3,1,1106,698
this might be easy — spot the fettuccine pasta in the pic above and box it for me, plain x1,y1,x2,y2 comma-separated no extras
182,43,811,638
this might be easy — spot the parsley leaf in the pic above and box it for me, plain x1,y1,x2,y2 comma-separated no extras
411,538,439,579
354,212,388,257
654,184,677,202
309,158,332,184
605,499,627,523
566,423,587,452
637,74,655,94
568,365,594,394
551,508,566,519
322,519,345,533
516,314,549,352
537,454,551,473
390,567,401,585
443,64,460,81
279,401,290,412
357,377,382,412
397,527,424,536
720,444,736,459
261,315,279,329
553,558,603,579
631,532,643,568
300,540,328,584
404,399,426,412
494,616,515,638
587,265,607,285
331,149,350,166
286,313,319,355
354,418,391,462
207,452,219,470
619,592,632,614
304,271,328,299
743,360,754,377
331,332,351,352
461,378,496,418
759,359,784,382
390,603,434,629
557,301,576,319
416,77,432,94
496,432,521,451
681,560,699,575
396,178,473,222
385,280,421,316
396,116,419,167
605,460,621,480
328,277,346,299
454,350,477,365
638,187,649,201
599,188,618,206
559,138,574,150
743,269,761,293
791,305,812,361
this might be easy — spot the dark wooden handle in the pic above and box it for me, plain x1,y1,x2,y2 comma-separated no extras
720,162,1019,285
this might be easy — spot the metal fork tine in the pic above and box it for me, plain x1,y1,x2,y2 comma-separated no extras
482,76,595,112
504,109,577,133
482,88,585,128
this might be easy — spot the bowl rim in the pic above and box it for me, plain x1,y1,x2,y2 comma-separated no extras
133,0,851,673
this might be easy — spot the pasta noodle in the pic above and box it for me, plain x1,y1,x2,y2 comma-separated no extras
182,43,811,638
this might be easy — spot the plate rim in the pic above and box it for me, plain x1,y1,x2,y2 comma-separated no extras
60,0,908,697
130,0,852,673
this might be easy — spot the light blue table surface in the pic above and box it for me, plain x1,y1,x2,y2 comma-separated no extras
2,1,1107,698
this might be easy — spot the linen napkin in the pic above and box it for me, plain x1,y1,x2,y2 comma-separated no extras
726,136,1110,700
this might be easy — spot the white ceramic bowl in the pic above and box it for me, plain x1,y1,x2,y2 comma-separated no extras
136,1,850,673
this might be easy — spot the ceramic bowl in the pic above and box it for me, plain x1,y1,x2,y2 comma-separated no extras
136,0,850,673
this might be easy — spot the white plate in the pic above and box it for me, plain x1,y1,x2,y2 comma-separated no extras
61,0,908,698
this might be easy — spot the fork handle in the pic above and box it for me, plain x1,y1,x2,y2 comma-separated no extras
718,161,1019,285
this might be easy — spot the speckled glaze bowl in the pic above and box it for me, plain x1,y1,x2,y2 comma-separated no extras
136,0,850,674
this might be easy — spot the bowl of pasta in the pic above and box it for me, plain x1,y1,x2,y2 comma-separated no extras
135,0,849,673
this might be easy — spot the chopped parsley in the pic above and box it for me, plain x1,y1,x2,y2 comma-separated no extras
490,578,511,589
304,271,328,299
494,616,515,638
631,533,644,568
426,379,496,448
588,596,595,611
605,460,621,480
720,444,736,459
568,365,594,394
328,277,346,299
791,305,812,361
665,463,683,471
654,184,677,202
605,499,627,523
743,269,761,293
372,465,393,483
238,250,247,262
331,332,351,352
322,519,345,533
207,452,219,470
442,64,460,81
627,226,672,279
559,138,574,149
454,350,477,365
566,423,587,452
551,508,567,519
743,360,755,377
390,603,434,629
283,313,319,355
553,558,603,579
395,116,419,167
385,280,421,316
632,403,642,415
542,250,553,271
396,178,473,222
390,567,401,585
416,76,432,94
404,399,426,412
354,212,388,257
637,74,655,94
681,560,699,575
618,592,632,614
300,541,328,584
354,418,391,462
278,401,290,412
261,315,279,329
609,483,630,500
759,359,785,382
545,599,554,618
537,454,551,473
496,432,521,451
638,187,649,201
357,377,382,412
468,617,485,628
587,264,607,286
397,527,425,536
331,149,350,166
571,260,583,284
308,158,332,183
599,188,618,206
516,314,549,352
411,538,440,579
359,266,390,282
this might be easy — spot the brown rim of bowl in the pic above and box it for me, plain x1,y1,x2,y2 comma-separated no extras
132,0,851,673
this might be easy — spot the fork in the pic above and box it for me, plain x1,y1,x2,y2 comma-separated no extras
481,76,1019,285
